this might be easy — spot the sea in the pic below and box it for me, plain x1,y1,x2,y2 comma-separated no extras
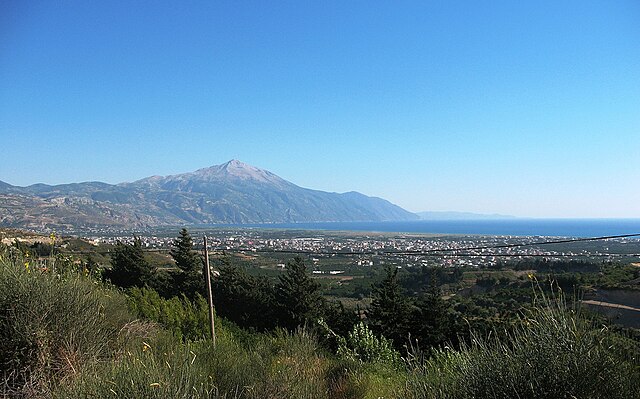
224,219,640,238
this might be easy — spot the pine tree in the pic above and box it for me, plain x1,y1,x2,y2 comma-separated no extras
170,228,203,297
106,237,156,288
367,266,412,347
213,257,276,331
322,300,359,339
274,256,323,330
410,287,451,351
170,229,201,274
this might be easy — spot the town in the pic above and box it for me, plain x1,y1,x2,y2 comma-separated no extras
87,227,640,270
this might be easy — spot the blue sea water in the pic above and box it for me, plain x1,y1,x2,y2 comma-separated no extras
228,219,640,238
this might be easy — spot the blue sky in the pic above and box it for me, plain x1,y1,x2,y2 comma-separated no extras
1,1,638,217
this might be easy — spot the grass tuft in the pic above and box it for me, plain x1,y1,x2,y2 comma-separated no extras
0,254,134,397
406,285,640,399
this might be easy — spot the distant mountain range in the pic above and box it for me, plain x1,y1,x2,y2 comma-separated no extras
0,160,418,231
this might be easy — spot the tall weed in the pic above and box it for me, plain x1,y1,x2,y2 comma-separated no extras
0,256,134,397
406,286,640,399
56,327,353,399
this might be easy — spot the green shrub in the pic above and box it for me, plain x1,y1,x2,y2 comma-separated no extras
406,288,640,399
336,322,400,365
0,256,134,397
127,287,211,341
5,240,638,399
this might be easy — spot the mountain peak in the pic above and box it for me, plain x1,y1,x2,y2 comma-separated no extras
0,160,418,229
224,159,245,166
193,160,287,185
220,159,253,171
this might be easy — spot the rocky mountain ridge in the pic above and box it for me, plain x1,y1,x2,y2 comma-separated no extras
0,160,418,232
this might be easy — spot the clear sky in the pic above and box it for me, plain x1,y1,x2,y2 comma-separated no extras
1,1,639,218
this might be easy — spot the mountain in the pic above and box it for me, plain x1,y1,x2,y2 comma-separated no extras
417,211,515,220
0,160,418,231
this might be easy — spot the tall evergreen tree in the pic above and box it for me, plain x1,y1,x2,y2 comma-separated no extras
410,287,452,352
170,229,201,274
106,237,156,288
322,300,359,339
367,266,412,347
170,228,203,297
274,256,323,330
213,257,276,331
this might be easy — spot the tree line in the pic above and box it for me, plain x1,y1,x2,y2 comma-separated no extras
105,228,467,352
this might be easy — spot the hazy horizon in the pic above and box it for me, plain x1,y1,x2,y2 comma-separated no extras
1,2,638,218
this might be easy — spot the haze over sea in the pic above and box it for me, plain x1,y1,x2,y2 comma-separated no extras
223,219,640,238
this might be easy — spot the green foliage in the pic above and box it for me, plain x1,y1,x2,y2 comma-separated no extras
344,363,408,399
401,265,464,294
0,256,134,397
105,237,156,288
170,228,204,297
321,300,360,339
3,234,639,399
83,254,99,275
54,339,219,398
501,258,602,273
336,322,401,365
409,289,456,352
406,288,640,399
213,257,276,331
596,263,640,288
127,287,211,342
274,256,324,330
367,266,412,347
171,229,201,274
29,241,53,257
55,327,355,399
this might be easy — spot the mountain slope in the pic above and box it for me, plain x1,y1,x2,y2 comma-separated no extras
0,160,418,231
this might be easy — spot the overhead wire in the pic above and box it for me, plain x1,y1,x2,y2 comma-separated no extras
56,232,640,258
197,233,640,256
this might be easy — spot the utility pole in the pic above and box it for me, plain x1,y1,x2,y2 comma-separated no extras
203,235,216,346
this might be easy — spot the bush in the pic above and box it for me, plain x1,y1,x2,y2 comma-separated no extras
336,322,400,365
127,287,211,342
0,256,134,397
4,240,638,399
406,287,640,399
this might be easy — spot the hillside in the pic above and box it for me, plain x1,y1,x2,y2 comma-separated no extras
1,242,638,398
0,160,418,231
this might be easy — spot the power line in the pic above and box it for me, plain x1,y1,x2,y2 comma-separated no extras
53,232,640,258
370,233,640,255
215,250,640,258
198,233,640,256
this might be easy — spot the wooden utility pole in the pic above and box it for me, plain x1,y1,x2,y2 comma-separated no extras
203,235,216,346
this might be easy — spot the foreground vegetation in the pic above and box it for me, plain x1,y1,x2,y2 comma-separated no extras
1,232,639,398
